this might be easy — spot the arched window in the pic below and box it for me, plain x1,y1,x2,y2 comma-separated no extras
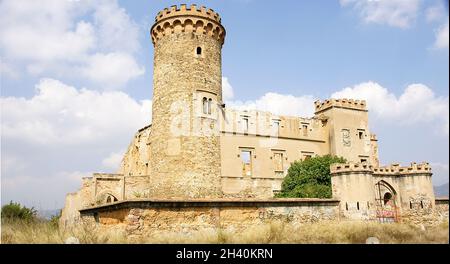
208,98,212,114
202,97,208,114
196,47,202,55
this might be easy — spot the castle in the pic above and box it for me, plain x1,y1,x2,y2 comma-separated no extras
60,5,448,235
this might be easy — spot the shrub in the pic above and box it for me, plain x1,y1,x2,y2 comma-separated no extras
276,155,346,198
49,210,62,228
1,201,37,222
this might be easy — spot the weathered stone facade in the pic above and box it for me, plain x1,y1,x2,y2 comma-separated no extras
60,4,448,232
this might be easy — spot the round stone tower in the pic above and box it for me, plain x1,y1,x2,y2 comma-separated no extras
149,4,226,198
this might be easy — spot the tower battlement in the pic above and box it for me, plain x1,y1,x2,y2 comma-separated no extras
373,162,432,175
314,99,367,113
156,4,221,23
331,162,432,176
330,162,374,174
151,4,225,45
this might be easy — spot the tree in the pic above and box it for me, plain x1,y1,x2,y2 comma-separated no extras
276,155,346,198
1,201,37,222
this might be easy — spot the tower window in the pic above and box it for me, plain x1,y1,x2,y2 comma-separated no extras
202,97,208,114
196,47,202,55
208,98,212,114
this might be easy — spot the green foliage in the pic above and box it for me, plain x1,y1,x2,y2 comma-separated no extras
49,210,62,228
1,201,37,222
276,155,346,198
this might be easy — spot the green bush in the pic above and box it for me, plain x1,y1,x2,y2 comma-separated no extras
1,201,37,222
276,155,346,198
49,210,62,228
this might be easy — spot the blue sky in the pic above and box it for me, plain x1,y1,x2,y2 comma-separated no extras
1,0,449,210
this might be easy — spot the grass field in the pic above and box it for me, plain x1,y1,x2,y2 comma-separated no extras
1,219,448,244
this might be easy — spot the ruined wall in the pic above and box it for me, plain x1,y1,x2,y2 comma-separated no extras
118,126,151,176
79,199,339,238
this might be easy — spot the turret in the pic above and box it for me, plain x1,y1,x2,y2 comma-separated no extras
148,4,226,198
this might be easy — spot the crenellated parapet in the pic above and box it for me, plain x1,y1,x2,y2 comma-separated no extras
373,162,432,176
331,162,432,176
330,162,374,174
150,4,226,46
314,98,367,114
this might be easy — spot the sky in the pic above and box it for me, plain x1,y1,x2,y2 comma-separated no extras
1,0,448,210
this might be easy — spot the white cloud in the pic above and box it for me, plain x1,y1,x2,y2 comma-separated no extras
340,0,420,28
227,92,316,118
222,77,234,101
331,81,449,135
0,0,144,88
102,151,124,171
81,52,145,89
434,20,449,49
1,78,151,145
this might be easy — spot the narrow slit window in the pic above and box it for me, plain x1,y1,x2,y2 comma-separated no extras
196,47,202,55
345,202,348,211
410,201,413,209
208,98,212,114
202,97,208,114
420,201,424,209
357,202,360,210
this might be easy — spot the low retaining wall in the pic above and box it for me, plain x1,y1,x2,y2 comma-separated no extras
78,199,340,238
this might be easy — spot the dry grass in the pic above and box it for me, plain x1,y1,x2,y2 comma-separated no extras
1,219,448,244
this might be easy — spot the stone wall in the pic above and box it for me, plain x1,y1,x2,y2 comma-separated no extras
79,199,340,238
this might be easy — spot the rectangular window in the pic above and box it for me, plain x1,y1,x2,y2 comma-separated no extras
302,124,308,136
242,117,249,132
301,151,314,161
360,158,367,163
272,120,280,135
273,152,283,171
241,150,252,176
358,129,365,139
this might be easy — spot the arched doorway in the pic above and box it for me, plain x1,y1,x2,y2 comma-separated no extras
374,181,399,223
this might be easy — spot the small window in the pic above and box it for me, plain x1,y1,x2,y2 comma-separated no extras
367,201,370,209
345,202,348,211
358,131,364,139
196,47,202,55
302,125,308,136
357,202,360,210
360,159,367,163
273,152,284,172
304,155,312,160
420,201,424,209
241,150,252,176
242,117,249,132
272,120,280,135
410,201,413,209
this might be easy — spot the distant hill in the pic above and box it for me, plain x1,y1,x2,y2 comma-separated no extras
434,183,449,197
